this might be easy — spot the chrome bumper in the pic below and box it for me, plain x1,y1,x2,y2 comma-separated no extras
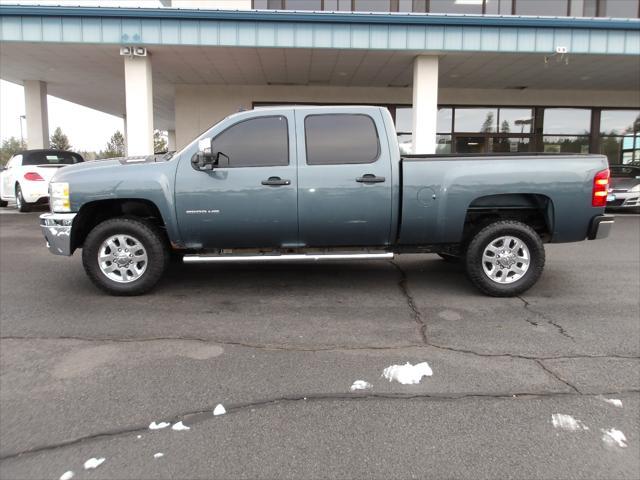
587,214,615,240
40,212,76,256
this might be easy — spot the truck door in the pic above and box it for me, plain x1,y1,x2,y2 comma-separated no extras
174,112,298,249
295,108,393,247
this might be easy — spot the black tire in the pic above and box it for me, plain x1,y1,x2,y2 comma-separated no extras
82,217,169,296
15,185,31,212
0,200,7,207
437,252,460,263
465,220,545,297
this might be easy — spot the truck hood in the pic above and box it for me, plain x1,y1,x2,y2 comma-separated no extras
51,154,170,183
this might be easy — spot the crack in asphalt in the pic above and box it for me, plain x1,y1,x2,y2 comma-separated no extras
534,359,581,394
390,261,428,344
1,336,638,361
2,389,639,463
517,296,574,340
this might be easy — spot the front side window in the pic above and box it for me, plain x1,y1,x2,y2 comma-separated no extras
305,114,380,165
211,116,289,167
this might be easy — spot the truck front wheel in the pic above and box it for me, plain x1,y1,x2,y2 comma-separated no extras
465,220,545,297
82,217,169,296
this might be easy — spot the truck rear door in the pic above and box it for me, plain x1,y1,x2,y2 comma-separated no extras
295,108,393,247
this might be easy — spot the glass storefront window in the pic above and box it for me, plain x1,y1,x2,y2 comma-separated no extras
600,109,640,135
353,0,392,11
454,108,498,133
491,136,530,153
322,0,353,10
499,108,533,134
429,0,484,14
395,107,413,134
602,0,640,18
282,0,322,9
543,136,590,154
398,133,413,154
485,0,513,14
437,108,453,133
436,135,452,154
600,135,640,165
516,0,569,16
543,108,591,135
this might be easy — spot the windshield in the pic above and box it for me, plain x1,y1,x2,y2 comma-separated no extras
23,151,84,166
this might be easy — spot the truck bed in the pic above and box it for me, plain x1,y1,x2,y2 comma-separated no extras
397,153,609,246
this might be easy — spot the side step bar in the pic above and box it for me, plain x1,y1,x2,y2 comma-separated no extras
183,252,394,263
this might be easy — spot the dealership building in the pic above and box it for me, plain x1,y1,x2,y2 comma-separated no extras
0,0,638,164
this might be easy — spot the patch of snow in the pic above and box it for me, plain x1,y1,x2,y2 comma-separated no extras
149,421,170,430
382,362,433,385
551,414,589,431
153,452,164,459
350,380,372,392
603,398,623,408
83,457,105,470
213,404,226,416
59,471,74,480
601,428,627,448
171,421,190,431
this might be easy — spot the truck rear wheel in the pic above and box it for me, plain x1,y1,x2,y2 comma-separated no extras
82,217,169,296
465,220,545,297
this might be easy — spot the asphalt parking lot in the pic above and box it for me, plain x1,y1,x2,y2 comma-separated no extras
0,209,638,480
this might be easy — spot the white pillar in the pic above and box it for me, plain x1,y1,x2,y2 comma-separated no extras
167,130,176,151
412,56,439,154
24,80,49,149
124,54,154,156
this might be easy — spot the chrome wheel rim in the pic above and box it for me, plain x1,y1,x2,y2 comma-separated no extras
98,234,148,283
15,188,21,208
482,235,530,284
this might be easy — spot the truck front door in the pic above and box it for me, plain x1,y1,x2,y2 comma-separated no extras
295,109,393,247
175,112,298,249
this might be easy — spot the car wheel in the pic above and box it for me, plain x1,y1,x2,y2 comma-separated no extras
465,220,545,297
82,217,169,296
15,184,31,212
436,252,460,263
0,200,7,207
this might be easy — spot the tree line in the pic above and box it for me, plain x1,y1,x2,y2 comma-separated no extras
1,128,169,165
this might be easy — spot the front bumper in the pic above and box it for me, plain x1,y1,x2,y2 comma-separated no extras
587,214,615,240
40,212,76,255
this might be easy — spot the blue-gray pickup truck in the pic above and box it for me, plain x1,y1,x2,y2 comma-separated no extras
40,106,614,297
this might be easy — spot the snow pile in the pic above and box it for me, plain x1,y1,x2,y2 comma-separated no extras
551,414,589,431
59,472,74,480
171,421,190,431
149,421,170,430
382,362,433,385
153,453,164,459
83,458,105,470
601,428,627,448
603,398,623,407
213,404,226,416
350,380,372,392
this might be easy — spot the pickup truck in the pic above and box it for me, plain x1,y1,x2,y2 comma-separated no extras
40,106,614,297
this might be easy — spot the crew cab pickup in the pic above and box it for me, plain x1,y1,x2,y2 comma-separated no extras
40,106,614,296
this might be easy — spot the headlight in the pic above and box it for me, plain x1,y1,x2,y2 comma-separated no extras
50,182,70,212
629,184,640,193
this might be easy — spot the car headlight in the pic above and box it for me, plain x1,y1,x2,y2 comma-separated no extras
50,182,70,212
629,184,640,193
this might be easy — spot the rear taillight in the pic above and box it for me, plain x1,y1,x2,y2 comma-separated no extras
24,172,44,181
592,168,610,207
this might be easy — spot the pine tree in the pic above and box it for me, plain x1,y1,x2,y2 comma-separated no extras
0,137,26,165
101,131,126,158
49,127,71,150
154,130,168,154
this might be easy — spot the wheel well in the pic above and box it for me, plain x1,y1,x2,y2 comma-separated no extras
462,194,554,246
71,199,166,252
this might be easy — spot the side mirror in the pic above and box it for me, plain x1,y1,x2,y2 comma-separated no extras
191,151,216,171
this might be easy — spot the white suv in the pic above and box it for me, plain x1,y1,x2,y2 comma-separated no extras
0,150,84,212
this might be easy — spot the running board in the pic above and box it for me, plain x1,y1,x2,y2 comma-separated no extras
183,252,394,263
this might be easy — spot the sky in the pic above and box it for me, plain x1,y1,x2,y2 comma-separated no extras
0,0,164,151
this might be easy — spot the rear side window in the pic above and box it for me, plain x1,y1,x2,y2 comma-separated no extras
211,116,288,167
305,114,380,165
23,151,83,166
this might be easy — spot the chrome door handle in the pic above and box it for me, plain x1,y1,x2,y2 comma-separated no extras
356,174,385,184
261,176,291,186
